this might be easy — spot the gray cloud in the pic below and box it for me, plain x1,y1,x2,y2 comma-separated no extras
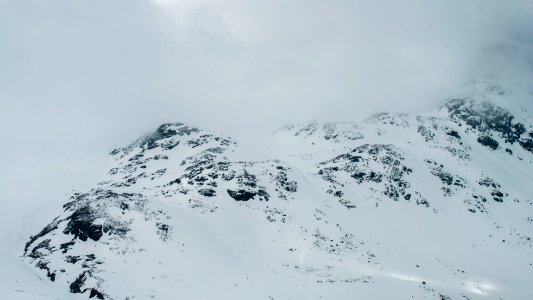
1,0,532,228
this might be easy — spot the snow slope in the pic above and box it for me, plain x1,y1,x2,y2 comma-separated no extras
17,83,533,299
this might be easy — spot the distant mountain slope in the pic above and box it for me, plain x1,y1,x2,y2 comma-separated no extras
23,85,533,299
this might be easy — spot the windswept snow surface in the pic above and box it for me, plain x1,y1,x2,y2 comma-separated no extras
10,84,533,299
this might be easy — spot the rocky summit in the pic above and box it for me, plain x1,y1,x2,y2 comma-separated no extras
23,86,533,299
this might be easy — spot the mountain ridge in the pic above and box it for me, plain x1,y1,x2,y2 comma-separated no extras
22,90,533,299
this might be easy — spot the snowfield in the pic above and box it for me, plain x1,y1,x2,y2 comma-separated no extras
6,84,533,299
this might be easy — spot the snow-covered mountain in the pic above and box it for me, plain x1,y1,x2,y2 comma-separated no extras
22,84,533,299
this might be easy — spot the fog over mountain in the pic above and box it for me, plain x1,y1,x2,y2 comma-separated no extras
1,1,533,299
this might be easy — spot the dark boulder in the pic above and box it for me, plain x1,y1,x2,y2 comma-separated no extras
198,188,216,197
477,136,499,150
446,130,461,139
63,206,103,242
227,189,256,201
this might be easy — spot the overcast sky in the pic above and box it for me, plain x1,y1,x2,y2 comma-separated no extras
1,0,533,232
